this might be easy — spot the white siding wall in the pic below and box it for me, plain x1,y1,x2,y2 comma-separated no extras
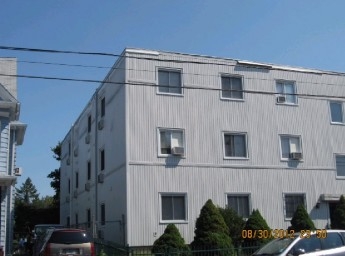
125,50,345,246
60,58,128,244
61,49,345,247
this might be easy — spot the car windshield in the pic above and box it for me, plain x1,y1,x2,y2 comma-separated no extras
253,237,296,255
48,230,91,244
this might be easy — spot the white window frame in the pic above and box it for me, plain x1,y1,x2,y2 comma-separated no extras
335,154,345,179
220,74,244,100
158,128,185,157
226,193,251,218
276,80,297,105
157,68,183,96
330,101,344,124
159,193,188,223
283,193,306,219
279,134,303,160
223,132,248,159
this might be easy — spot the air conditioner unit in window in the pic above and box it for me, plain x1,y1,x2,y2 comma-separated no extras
85,182,91,191
98,119,104,130
98,173,104,183
289,152,303,160
14,167,22,176
85,134,91,144
277,96,286,103
171,147,184,156
73,190,78,198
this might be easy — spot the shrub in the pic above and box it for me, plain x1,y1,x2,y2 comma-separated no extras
243,209,271,245
218,207,245,247
289,204,315,232
151,224,190,255
191,199,233,255
331,195,345,229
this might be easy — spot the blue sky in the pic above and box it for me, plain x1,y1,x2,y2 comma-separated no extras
1,0,345,196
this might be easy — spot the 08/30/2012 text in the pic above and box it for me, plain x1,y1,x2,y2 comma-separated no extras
241,229,327,239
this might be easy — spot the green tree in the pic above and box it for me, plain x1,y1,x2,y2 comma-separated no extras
15,177,39,204
191,199,233,255
218,207,246,247
152,224,190,255
331,195,345,229
289,205,315,232
244,209,271,245
47,142,61,205
33,195,55,209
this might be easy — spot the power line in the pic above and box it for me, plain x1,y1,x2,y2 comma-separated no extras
0,73,344,100
1,57,345,89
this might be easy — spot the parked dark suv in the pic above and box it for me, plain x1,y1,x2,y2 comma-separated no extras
38,228,95,256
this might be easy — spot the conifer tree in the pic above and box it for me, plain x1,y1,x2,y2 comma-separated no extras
151,224,190,255
191,199,233,255
289,205,315,232
331,195,345,229
219,207,245,247
243,209,271,245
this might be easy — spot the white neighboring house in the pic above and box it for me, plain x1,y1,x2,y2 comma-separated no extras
0,58,26,254
60,48,345,247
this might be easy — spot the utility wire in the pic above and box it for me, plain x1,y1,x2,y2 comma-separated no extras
1,73,344,100
1,58,345,88
3,45,343,74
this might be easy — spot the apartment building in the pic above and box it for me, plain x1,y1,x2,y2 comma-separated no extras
60,48,345,247
0,58,26,254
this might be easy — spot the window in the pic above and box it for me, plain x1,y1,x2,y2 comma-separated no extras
291,235,321,254
276,81,297,104
227,194,250,218
224,133,247,158
159,129,184,155
221,75,243,99
87,161,91,180
335,155,345,177
101,97,105,117
284,194,305,218
100,204,105,226
321,232,344,249
75,172,79,188
161,194,187,221
100,149,105,171
67,216,70,228
330,102,343,124
88,115,92,133
68,179,71,193
280,135,302,160
87,209,91,228
158,69,182,95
